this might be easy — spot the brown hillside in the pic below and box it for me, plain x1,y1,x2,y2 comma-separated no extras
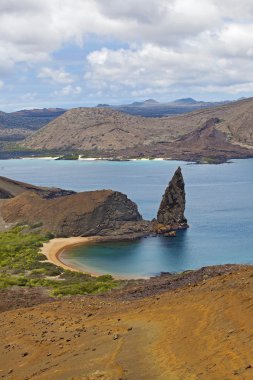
0,176,75,199
0,265,253,379
21,98,253,159
0,189,145,237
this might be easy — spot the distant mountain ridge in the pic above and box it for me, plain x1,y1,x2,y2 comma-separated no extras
174,98,198,104
97,98,232,117
13,108,65,118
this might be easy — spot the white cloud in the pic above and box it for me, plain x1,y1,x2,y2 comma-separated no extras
0,0,237,73
204,82,253,95
21,92,37,101
0,1,45,13
85,42,253,98
38,67,74,84
54,85,82,97
0,80,4,90
1,0,253,104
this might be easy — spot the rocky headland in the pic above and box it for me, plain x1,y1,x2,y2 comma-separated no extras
0,185,148,238
0,168,187,240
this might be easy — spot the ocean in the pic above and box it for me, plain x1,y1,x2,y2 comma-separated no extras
1,158,253,277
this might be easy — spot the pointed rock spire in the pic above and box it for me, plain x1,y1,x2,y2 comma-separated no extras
157,167,188,227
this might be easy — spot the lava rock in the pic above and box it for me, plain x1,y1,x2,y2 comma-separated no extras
157,167,188,226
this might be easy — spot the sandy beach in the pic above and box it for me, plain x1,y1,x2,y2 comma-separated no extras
41,235,148,279
41,236,103,274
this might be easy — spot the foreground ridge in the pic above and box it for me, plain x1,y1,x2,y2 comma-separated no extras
0,264,252,379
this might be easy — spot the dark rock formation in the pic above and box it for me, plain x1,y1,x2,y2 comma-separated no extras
154,167,188,234
0,171,188,238
0,178,148,237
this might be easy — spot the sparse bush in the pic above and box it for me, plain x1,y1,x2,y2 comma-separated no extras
0,227,119,296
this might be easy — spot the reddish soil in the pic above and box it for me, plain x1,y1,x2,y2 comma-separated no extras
0,264,253,379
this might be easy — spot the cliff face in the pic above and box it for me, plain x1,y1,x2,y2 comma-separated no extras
0,180,147,237
155,167,188,234
0,171,188,238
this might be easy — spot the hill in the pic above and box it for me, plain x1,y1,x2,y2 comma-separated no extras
22,97,253,161
12,108,65,118
0,175,147,237
0,176,75,199
0,108,66,143
174,97,198,104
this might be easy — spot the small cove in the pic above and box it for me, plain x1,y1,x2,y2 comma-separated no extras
1,158,253,277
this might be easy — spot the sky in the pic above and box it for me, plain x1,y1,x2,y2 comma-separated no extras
1,0,253,111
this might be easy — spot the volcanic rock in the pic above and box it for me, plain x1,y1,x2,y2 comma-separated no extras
0,188,147,237
0,171,188,238
155,167,188,233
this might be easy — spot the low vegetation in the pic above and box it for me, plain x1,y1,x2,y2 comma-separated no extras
0,227,119,296
198,156,226,164
56,154,79,160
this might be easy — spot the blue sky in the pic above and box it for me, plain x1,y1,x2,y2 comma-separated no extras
1,0,253,111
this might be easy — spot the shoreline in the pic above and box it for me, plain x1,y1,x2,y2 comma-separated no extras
4,155,246,164
21,156,172,161
41,236,149,280
41,236,103,275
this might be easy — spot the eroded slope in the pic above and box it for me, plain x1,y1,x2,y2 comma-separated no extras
0,265,252,380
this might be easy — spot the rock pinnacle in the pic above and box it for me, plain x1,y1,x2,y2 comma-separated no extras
157,167,187,226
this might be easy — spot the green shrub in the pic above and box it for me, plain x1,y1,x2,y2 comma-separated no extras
0,227,120,296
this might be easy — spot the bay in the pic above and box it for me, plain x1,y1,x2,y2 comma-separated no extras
1,158,253,277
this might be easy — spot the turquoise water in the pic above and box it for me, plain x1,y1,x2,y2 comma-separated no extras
1,158,253,277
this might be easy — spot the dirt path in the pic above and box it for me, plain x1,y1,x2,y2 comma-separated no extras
0,266,253,379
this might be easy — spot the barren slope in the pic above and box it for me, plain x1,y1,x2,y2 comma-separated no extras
0,189,145,237
0,265,253,379
0,176,75,199
21,98,253,159
22,107,184,151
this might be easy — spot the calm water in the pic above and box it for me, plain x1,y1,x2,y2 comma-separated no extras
1,158,253,277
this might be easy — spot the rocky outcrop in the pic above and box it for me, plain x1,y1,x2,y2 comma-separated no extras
154,167,188,235
0,171,189,238
0,183,147,237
